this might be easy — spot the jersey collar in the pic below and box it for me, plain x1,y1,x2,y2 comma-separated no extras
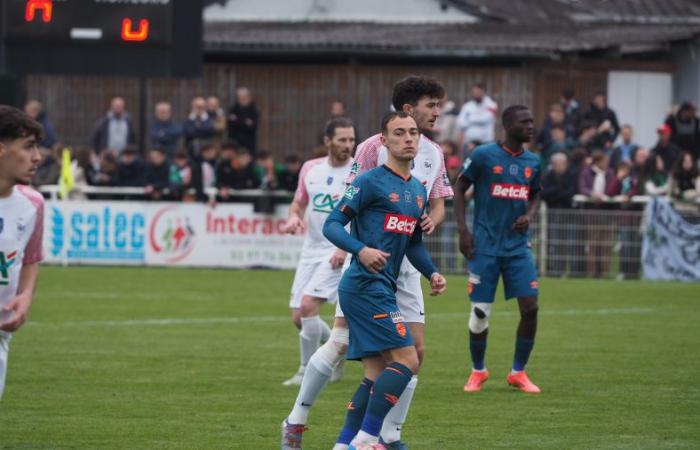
382,164,412,182
499,143,524,157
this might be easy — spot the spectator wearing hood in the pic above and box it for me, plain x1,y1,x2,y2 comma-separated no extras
24,100,56,149
582,92,620,150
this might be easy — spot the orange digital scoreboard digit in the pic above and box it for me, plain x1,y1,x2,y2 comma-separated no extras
24,0,53,23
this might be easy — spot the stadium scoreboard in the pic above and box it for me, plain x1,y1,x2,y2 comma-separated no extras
1,0,203,77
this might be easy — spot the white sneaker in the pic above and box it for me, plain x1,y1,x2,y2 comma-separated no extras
330,359,345,383
282,367,305,386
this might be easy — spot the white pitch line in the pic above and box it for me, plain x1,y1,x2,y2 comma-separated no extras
29,307,654,328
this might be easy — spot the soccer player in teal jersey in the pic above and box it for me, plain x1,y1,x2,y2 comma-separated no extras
323,112,446,449
453,105,543,394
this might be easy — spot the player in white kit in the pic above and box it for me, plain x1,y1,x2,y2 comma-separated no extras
282,77,453,450
281,118,356,386
0,105,45,399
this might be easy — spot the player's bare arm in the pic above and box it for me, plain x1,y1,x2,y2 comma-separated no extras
0,263,39,332
421,197,445,235
429,273,447,296
283,199,307,234
513,191,541,233
453,176,475,259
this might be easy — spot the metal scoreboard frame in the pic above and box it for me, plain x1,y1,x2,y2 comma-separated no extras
0,0,203,77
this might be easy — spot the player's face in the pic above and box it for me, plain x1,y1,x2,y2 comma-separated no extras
0,135,41,186
326,127,355,163
381,116,420,162
508,110,535,143
407,96,441,131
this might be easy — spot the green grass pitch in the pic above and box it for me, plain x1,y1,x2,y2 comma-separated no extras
1,266,698,449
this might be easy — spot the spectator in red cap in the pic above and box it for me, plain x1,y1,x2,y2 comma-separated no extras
651,123,680,174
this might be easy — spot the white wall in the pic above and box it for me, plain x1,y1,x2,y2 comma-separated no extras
204,0,477,23
608,71,673,148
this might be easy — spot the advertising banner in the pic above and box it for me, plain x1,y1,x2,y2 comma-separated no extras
44,201,305,269
642,197,700,281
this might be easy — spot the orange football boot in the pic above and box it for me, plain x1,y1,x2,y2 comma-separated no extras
463,369,490,392
507,371,541,394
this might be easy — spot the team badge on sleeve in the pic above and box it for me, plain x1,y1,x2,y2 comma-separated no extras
350,161,361,175
344,185,360,199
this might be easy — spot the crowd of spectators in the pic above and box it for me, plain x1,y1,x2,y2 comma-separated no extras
25,84,700,277
28,87,301,202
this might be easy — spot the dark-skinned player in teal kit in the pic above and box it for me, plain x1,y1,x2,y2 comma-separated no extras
453,105,543,394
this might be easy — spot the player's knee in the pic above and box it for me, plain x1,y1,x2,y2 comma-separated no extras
469,303,492,334
402,354,420,374
291,309,302,329
300,296,321,317
414,342,425,367
316,327,348,368
331,327,349,355
519,301,539,322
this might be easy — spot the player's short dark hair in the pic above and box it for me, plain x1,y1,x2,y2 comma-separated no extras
391,76,445,111
235,146,251,156
0,105,44,142
284,153,300,164
324,117,354,139
221,140,238,152
381,111,416,134
256,149,272,160
501,105,530,128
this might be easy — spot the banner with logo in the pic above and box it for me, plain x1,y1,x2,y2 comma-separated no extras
45,202,147,265
45,201,305,269
642,197,700,281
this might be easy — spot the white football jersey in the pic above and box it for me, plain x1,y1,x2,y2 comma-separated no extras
293,157,354,261
347,134,454,199
0,185,44,312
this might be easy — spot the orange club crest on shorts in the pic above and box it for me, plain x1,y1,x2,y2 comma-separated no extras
396,322,407,338
530,280,539,289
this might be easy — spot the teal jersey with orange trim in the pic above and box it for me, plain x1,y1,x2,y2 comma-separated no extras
458,143,541,256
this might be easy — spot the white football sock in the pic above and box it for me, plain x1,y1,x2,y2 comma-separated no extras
288,327,348,425
299,316,324,367
351,430,379,446
320,318,331,342
380,375,418,444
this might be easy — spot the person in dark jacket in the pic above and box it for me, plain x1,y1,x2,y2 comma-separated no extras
665,102,700,161
541,152,577,276
149,102,182,159
277,154,301,192
227,87,260,154
92,97,137,155
609,124,640,170
183,96,215,160
24,100,56,149
215,143,260,200
582,92,620,150
144,148,171,200
116,146,145,187
651,124,681,175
